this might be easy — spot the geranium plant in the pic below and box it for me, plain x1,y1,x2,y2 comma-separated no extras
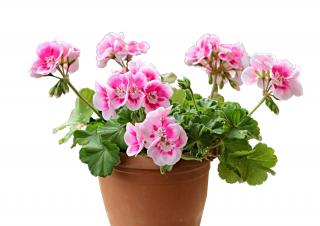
30,33,302,185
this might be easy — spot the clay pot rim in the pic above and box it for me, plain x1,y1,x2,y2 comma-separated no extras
113,153,210,175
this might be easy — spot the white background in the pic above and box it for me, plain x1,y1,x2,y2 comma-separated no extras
1,0,319,225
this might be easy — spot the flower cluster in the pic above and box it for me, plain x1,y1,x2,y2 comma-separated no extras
241,54,303,100
30,41,80,78
96,32,149,68
185,34,248,90
124,107,187,166
93,61,173,119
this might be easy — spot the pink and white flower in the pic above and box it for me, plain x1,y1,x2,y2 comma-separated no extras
270,60,303,100
128,61,160,81
128,41,150,56
142,80,173,112
241,54,302,100
218,43,248,70
124,123,144,156
139,107,188,166
30,42,63,77
185,34,220,66
59,41,80,73
147,130,187,166
126,73,147,111
96,33,127,68
184,46,203,66
185,35,250,91
107,73,129,109
93,83,115,120
140,106,174,148
197,34,220,57
242,53,275,85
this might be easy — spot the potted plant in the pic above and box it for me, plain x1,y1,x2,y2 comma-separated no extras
30,32,302,226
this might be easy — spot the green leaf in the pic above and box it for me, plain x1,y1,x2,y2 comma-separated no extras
161,72,177,84
71,88,95,122
97,120,127,150
160,165,173,174
171,88,186,105
53,88,95,144
222,139,252,155
212,94,224,107
74,130,120,177
265,96,279,114
229,149,255,158
223,107,246,125
237,116,261,140
86,120,105,132
218,162,240,183
117,107,132,124
196,98,217,110
222,104,261,140
72,130,91,147
219,142,277,185
223,102,242,109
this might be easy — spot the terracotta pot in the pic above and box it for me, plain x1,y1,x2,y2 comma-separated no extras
99,154,210,226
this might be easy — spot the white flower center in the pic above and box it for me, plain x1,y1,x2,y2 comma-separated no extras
156,127,166,137
129,85,139,99
273,72,285,86
159,139,173,152
45,56,55,66
147,91,157,104
115,86,126,97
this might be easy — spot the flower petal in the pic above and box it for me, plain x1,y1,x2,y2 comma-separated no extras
242,67,258,85
289,79,303,97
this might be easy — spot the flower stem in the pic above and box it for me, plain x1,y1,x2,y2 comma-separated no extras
115,59,128,71
47,73,61,80
66,79,104,120
209,74,218,99
248,96,267,116
189,88,199,111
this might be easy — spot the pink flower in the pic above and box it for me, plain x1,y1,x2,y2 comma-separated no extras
124,123,144,156
270,60,303,100
140,107,188,166
107,73,129,109
185,46,203,66
185,34,220,66
147,131,187,166
59,41,80,73
30,42,63,77
197,34,220,57
142,80,173,112
126,73,147,111
30,61,45,78
128,61,160,81
241,54,303,100
128,41,150,56
124,107,188,166
242,54,275,85
96,33,127,68
218,43,248,70
93,83,115,120
140,107,174,148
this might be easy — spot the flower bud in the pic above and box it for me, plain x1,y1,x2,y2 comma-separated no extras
178,77,191,90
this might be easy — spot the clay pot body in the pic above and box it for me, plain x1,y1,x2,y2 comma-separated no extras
99,155,210,226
